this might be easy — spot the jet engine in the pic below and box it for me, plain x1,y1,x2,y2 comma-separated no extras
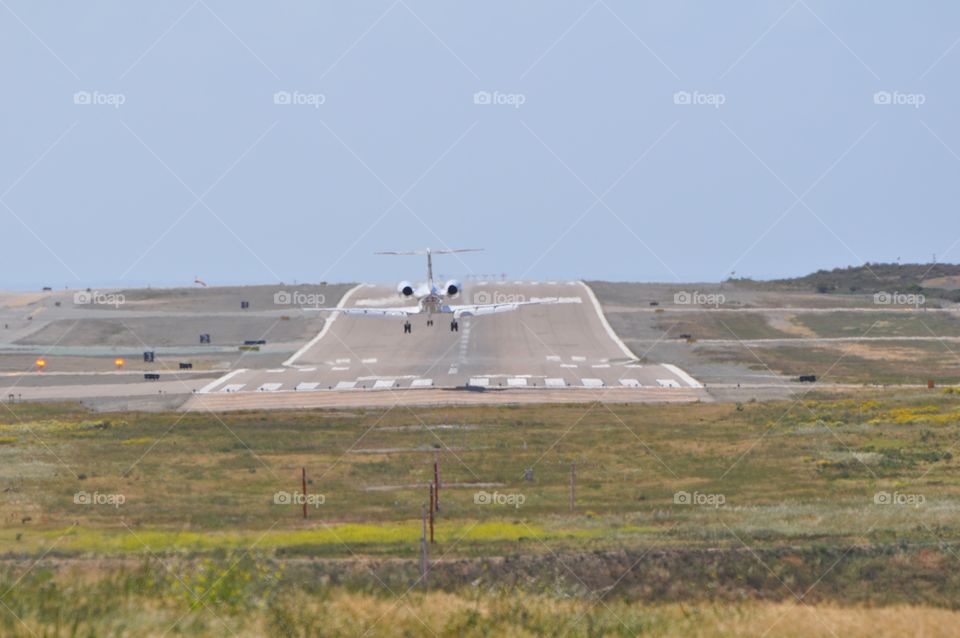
444,279,462,297
397,281,415,297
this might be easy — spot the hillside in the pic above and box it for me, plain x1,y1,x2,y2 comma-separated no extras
732,262,960,300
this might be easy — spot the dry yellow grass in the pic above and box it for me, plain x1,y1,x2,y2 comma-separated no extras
9,591,960,637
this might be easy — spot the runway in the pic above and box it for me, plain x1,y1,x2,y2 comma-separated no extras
183,281,706,410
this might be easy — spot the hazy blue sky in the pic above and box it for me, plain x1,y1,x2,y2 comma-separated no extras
1,1,958,288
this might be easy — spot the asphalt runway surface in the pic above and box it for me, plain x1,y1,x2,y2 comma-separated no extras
184,282,707,410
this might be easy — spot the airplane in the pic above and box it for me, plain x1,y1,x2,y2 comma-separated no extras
306,248,568,333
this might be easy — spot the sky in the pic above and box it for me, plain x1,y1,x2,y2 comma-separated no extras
1,1,958,289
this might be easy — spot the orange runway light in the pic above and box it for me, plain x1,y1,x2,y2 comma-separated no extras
35,359,46,368
114,358,125,367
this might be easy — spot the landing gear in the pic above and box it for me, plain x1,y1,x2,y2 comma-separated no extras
450,320,459,332
403,321,412,334
426,319,434,327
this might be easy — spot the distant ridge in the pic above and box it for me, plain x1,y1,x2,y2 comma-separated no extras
730,262,960,300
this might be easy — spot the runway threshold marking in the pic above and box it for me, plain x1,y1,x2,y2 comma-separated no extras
657,379,681,388
619,378,641,387
258,383,283,392
335,381,357,390
411,378,433,387
545,378,566,387
507,377,528,387
221,383,246,392
581,378,604,388
468,377,489,387
295,382,320,391
373,379,396,389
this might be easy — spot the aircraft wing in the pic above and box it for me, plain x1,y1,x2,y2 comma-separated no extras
448,297,574,318
302,306,422,318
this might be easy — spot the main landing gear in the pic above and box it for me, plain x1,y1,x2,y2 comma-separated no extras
426,319,434,327
450,319,459,332
403,321,412,334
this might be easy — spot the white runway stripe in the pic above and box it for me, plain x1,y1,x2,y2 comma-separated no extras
220,383,246,392
619,378,641,387
258,383,282,392
662,363,703,388
295,382,320,391
545,378,566,387
373,379,396,389
334,381,357,390
411,378,433,387
581,378,604,388
283,282,365,367
507,377,528,387
196,368,247,394
657,379,681,388
468,377,489,387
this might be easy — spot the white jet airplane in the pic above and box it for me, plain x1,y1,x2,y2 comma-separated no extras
309,248,565,333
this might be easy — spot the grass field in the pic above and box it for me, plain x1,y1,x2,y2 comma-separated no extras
3,393,960,635
701,339,960,384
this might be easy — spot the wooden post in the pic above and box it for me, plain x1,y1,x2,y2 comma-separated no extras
420,504,429,587
301,467,307,520
429,483,435,544
433,457,440,512
569,462,576,512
